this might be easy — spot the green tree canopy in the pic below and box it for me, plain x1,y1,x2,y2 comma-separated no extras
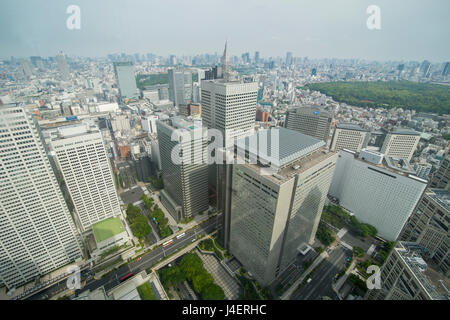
201,283,225,300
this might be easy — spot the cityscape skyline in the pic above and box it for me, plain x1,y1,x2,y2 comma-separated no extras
1,0,450,62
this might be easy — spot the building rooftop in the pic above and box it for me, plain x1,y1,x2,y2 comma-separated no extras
397,242,450,300
384,156,416,174
391,128,421,136
235,127,326,170
288,105,332,118
92,217,125,243
336,123,367,132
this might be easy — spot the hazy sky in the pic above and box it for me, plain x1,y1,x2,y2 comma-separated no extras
1,0,449,61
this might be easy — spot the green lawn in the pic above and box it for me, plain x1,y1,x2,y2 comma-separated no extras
92,217,125,243
137,281,158,300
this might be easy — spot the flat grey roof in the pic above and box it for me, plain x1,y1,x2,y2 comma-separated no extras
336,123,367,132
235,127,325,168
392,128,420,136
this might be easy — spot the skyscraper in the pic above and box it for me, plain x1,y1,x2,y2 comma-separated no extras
0,105,82,290
157,117,209,222
429,155,450,190
229,128,338,286
365,242,450,300
442,62,450,76
168,69,193,106
399,189,450,277
56,52,70,80
113,61,138,100
20,59,33,79
201,80,258,149
49,122,122,232
254,51,260,64
286,52,293,66
222,41,231,81
285,106,332,142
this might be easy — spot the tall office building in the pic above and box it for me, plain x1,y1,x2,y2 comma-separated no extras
330,123,370,153
168,69,193,106
157,117,209,222
0,105,82,290
286,52,293,66
380,128,421,162
20,59,33,79
400,189,450,276
113,62,138,100
254,51,260,64
141,115,158,134
229,128,338,285
442,62,450,77
201,80,258,149
285,106,332,142
56,52,70,80
365,242,450,300
329,149,427,240
49,123,122,232
222,41,231,81
429,155,450,190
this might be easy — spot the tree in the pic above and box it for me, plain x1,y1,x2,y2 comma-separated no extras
201,283,225,300
180,253,204,280
160,266,186,287
192,272,214,293
131,215,151,241
126,203,141,223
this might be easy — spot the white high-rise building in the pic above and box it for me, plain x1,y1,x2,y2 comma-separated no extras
330,123,369,153
329,149,428,240
0,105,82,290
141,115,158,134
56,52,70,81
49,123,122,232
201,79,258,149
380,128,421,162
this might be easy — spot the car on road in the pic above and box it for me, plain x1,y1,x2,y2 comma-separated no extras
136,257,142,262
346,257,352,262
307,278,312,284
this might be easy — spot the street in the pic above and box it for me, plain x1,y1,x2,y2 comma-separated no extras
291,246,351,300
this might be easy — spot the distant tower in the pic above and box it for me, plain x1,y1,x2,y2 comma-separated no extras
222,40,231,81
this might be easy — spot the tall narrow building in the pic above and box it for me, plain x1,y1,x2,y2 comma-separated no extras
285,106,332,142
157,117,209,222
49,122,122,232
56,52,70,81
113,61,138,100
229,128,338,286
0,105,82,290
168,68,193,106
201,80,258,149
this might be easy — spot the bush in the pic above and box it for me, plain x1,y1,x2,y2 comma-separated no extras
201,283,225,300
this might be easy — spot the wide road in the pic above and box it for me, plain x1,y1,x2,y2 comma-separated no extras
291,246,351,300
26,216,219,300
